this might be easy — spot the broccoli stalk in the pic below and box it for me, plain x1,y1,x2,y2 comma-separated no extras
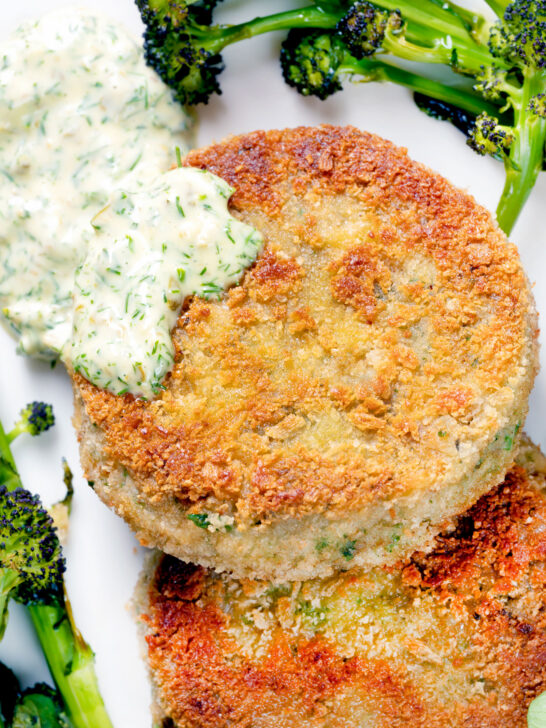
496,68,546,232
0,406,113,728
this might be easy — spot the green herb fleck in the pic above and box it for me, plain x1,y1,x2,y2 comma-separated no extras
316,538,329,553
296,599,329,628
175,196,185,217
340,539,357,560
187,513,210,529
386,524,403,553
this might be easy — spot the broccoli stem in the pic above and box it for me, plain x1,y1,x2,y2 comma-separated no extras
28,604,113,728
5,425,24,445
342,55,501,117
0,421,19,492
0,570,19,640
198,7,341,52
496,68,546,234
381,24,495,74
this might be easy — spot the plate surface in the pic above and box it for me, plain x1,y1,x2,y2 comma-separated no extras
0,2,544,727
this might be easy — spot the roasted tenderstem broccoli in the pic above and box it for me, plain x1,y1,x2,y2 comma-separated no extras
0,405,113,728
281,0,546,234
280,29,503,118
135,0,495,105
0,484,65,638
6,402,54,443
0,663,69,728
136,0,341,105
470,0,546,233
137,0,546,234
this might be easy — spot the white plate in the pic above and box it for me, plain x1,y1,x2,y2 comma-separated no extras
0,2,544,727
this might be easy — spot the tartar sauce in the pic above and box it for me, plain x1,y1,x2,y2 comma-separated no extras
66,168,263,398
0,9,263,399
0,9,193,359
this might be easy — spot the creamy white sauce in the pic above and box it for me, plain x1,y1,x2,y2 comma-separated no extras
0,9,193,359
66,168,262,398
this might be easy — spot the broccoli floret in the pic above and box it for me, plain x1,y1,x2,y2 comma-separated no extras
135,0,225,105
414,94,481,136
7,402,54,443
281,30,345,99
489,0,546,67
11,683,70,728
336,1,400,59
0,663,70,728
468,111,515,156
474,64,514,101
0,485,65,631
528,91,546,115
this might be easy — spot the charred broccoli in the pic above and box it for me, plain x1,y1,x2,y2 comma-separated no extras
0,661,70,728
6,402,54,443
136,0,495,104
137,0,546,233
135,0,342,104
476,0,546,232
0,405,113,728
0,663,70,728
0,484,65,638
281,29,503,118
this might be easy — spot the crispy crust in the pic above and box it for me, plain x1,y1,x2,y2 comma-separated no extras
138,440,546,728
74,126,538,576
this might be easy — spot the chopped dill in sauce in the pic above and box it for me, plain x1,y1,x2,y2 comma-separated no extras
0,9,193,359
66,168,263,398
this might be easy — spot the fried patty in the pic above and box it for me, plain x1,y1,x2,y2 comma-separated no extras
136,438,546,728
73,126,538,580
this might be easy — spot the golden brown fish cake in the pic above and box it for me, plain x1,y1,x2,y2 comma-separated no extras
136,439,546,728
73,126,538,580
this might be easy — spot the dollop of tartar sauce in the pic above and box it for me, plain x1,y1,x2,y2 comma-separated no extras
66,168,263,398
0,9,193,358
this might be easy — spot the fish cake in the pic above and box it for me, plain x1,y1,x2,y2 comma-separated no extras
136,439,546,728
73,125,538,580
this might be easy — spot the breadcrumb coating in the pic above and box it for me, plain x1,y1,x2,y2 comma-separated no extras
74,126,538,578
139,439,546,728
